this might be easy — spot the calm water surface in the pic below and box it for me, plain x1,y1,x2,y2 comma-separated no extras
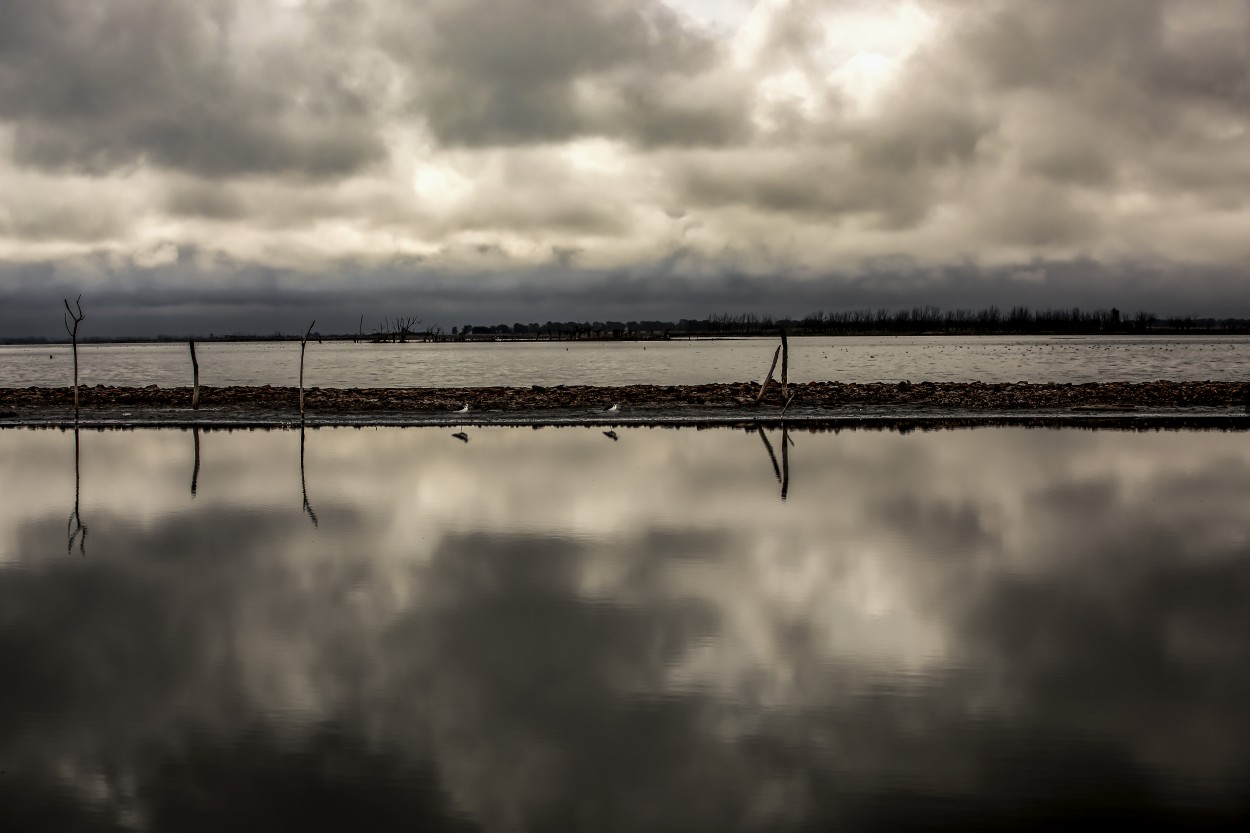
4,335,1249,388
1,426,1248,830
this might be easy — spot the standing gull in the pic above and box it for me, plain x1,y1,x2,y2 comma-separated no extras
453,403,470,441
604,403,618,412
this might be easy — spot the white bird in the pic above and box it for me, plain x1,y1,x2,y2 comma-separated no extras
603,430,618,441
604,403,618,412
452,431,469,442
455,403,469,413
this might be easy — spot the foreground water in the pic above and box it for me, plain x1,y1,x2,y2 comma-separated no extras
4,334,1250,388
2,426,1248,830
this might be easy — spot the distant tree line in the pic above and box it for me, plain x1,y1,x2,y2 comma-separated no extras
6,305,1249,345
446,306,1249,340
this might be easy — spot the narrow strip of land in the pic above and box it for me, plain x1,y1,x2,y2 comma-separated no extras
1,381,1247,429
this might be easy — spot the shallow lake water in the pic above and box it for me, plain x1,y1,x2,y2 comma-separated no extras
1,425,1248,830
4,334,1250,388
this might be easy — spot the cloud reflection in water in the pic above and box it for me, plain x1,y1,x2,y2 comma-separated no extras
0,425,1247,830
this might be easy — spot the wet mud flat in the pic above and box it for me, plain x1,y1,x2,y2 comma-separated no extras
2,381,1248,429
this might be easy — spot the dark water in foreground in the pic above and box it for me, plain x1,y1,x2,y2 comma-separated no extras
1,426,1248,831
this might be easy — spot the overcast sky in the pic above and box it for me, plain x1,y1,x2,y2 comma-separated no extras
2,0,1249,336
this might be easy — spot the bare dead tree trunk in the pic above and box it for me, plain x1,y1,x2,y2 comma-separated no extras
189,339,201,409
779,328,789,399
299,320,315,416
63,296,85,414
755,345,781,405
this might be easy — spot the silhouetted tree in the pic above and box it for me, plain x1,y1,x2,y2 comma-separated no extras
63,295,85,413
299,320,315,416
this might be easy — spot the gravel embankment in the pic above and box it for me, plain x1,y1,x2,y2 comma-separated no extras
1,381,1248,428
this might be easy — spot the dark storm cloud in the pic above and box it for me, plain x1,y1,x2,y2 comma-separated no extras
2,0,1250,329
162,180,249,221
1,197,132,242
958,0,1249,103
3,250,1249,339
0,0,386,178
675,147,946,229
380,0,751,148
946,0,1250,193
674,0,1250,247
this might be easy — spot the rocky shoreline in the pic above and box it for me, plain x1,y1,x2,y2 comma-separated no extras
1,380,1247,421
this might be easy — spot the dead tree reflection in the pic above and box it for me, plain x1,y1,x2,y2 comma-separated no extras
757,426,781,480
781,425,792,501
756,425,793,501
300,422,318,527
67,425,87,555
190,427,201,497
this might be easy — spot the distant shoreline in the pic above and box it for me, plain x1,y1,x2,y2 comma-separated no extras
5,330,1250,347
2,381,1247,429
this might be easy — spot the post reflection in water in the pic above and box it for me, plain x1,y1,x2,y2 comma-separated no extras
300,421,318,527
755,424,793,500
66,424,87,555
1,424,1249,831
189,426,201,498
780,424,791,500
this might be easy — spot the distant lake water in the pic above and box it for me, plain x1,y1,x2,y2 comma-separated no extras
1,424,1248,829
3,334,1249,388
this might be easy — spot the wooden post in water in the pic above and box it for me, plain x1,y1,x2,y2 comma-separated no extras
299,320,315,416
755,345,781,405
189,340,201,410
779,328,789,399
63,296,85,414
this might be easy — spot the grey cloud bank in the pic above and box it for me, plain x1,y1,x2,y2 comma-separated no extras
2,254,1242,339
1,0,1248,336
